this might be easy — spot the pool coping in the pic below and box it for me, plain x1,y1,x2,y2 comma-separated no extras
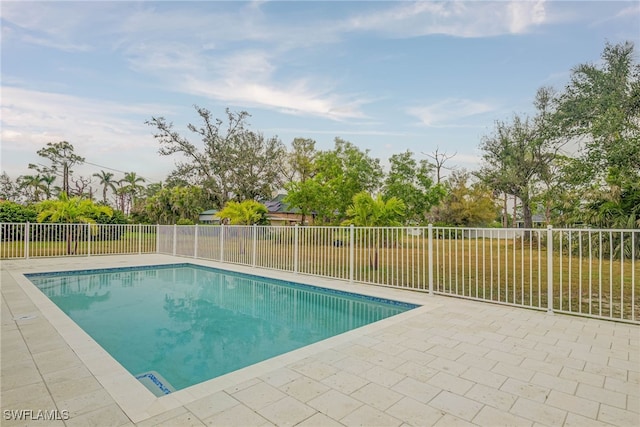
5,255,439,423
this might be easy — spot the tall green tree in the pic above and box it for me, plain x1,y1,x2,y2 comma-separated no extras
147,107,285,207
35,141,84,195
283,179,327,225
119,172,146,214
554,41,640,228
284,138,383,224
433,171,499,227
282,138,318,225
478,88,558,229
17,174,46,203
283,138,317,182
93,170,118,204
144,186,206,224
383,150,445,224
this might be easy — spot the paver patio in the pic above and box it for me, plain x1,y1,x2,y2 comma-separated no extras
1,255,638,426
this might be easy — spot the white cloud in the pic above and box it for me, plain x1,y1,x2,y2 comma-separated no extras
616,3,640,18
343,0,550,38
407,99,497,127
181,75,367,121
0,87,174,182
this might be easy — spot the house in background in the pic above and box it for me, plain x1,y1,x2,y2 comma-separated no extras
198,209,221,224
198,195,306,226
263,194,306,226
515,213,546,228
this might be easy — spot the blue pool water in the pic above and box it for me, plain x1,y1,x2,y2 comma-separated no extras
27,264,418,394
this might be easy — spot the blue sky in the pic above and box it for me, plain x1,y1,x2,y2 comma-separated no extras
1,1,639,186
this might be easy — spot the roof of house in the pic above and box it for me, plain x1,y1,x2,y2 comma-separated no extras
263,194,300,214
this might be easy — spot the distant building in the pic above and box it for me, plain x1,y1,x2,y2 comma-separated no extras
198,195,307,226
198,209,221,224
263,194,306,226
515,214,546,228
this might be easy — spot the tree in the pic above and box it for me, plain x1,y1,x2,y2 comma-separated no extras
432,171,499,227
423,147,456,184
35,141,85,195
343,192,406,227
383,150,445,224
282,138,318,224
217,200,268,225
478,88,558,230
144,186,206,224
283,138,317,182
284,138,383,224
283,179,326,225
147,107,285,207
119,172,146,215
17,174,46,203
35,192,113,254
0,172,21,202
40,174,56,200
554,41,640,227
342,191,406,270
93,170,117,204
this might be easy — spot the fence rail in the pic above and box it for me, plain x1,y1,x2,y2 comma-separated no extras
2,223,638,323
0,223,157,258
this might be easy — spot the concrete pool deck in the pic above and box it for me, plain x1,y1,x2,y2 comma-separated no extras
1,254,638,426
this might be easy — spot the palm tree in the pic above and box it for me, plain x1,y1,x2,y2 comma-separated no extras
40,174,57,200
120,172,146,214
36,192,113,254
18,174,47,203
343,192,405,227
218,200,268,255
218,200,268,225
343,192,406,269
93,170,117,204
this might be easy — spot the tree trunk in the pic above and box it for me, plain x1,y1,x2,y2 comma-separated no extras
66,230,72,255
503,193,508,228
522,199,533,241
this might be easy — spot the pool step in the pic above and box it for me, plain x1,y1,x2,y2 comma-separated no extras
135,371,176,396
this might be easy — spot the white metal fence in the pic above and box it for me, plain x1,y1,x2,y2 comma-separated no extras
0,222,157,258
2,223,638,323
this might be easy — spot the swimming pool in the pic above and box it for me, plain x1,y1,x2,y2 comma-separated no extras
26,263,418,395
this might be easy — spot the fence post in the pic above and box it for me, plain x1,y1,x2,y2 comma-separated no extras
87,222,91,257
252,224,257,267
220,224,225,262
172,224,177,256
156,224,160,254
428,224,433,295
194,224,199,258
24,222,30,259
138,224,142,254
349,224,355,283
294,224,299,274
547,225,554,313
